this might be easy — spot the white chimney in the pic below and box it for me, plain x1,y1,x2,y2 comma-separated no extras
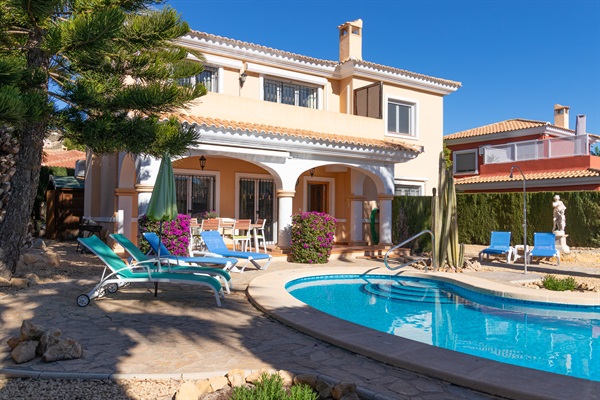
338,19,363,62
553,104,570,129
575,114,586,135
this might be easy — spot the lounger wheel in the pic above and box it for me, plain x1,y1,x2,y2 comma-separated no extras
76,294,90,307
106,283,119,293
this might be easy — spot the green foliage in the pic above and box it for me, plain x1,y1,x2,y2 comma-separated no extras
542,275,578,291
393,191,600,249
231,373,318,400
290,212,337,264
37,166,73,204
0,1,206,158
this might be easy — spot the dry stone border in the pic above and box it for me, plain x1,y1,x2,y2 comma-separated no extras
174,368,364,400
6,321,83,364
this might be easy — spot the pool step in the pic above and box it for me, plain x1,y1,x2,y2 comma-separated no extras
362,282,457,304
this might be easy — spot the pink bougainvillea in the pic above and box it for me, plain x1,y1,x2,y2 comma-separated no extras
290,211,336,264
138,214,191,256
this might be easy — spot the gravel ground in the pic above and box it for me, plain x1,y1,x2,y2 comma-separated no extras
0,240,598,399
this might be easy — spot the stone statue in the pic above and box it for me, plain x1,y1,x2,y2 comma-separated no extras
552,195,566,232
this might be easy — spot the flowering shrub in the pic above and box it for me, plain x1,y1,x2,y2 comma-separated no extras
198,210,219,220
290,211,337,264
138,214,191,256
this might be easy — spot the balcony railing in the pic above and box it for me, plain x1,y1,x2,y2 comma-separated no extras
483,135,592,165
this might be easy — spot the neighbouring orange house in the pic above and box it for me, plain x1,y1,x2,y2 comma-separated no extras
444,104,600,193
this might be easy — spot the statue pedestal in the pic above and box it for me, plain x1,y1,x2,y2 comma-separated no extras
553,231,570,254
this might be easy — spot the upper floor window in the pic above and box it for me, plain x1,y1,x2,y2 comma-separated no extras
453,149,478,174
264,79,317,109
394,184,422,196
387,99,415,136
178,66,218,93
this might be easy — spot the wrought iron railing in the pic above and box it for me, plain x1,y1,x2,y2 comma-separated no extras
383,230,436,272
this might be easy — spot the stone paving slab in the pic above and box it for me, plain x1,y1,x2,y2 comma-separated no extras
0,256,511,400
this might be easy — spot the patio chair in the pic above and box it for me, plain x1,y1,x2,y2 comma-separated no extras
528,232,560,266
253,219,268,253
479,231,513,263
200,230,272,272
110,233,233,293
142,232,240,273
232,219,252,251
76,235,223,307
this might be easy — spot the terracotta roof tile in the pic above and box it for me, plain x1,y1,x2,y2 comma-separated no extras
172,113,421,153
444,119,553,140
455,169,600,185
42,150,85,168
184,31,461,89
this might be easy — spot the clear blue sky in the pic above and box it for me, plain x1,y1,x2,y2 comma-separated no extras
166,0,600,135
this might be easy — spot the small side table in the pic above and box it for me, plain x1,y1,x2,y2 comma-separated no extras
512,244,530,263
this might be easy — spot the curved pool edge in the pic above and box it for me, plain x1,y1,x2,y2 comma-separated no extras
247,266,600,400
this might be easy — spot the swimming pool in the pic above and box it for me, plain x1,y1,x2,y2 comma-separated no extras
287,274,600,382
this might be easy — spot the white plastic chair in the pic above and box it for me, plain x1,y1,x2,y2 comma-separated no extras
254,219,268,253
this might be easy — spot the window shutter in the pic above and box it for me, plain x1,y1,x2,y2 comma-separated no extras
354,82,382,119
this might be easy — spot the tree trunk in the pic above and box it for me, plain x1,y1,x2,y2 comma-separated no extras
0,28,49,280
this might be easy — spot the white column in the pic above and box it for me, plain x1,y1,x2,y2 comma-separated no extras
378,194,394,246
277,189,295,249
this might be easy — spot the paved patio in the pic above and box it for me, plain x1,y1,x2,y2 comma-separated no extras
0,245,598,399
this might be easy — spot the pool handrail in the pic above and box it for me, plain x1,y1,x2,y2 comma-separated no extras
384,230,436,272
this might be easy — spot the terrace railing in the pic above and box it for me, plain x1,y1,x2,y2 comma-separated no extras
483,135,591,165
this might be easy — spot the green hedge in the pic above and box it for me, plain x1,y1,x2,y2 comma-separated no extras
393,191,600,248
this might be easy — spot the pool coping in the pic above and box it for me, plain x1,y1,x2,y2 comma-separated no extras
247,266,600,400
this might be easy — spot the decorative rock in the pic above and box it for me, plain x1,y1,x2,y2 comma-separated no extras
175,381,200,400
6,336,20,350
332,382,357,399
194,379,213,396
20,321,45,341
208,376,229,391
12,340,39,364
245,368,275,384
8,277,29,289
314,378,333,399
293,373,317,388
226,369,246,388
277,370,294,387
38,327,62,355
340,393,360,400
42,338,82,362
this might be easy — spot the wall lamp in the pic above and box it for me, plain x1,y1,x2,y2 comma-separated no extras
309,168,315,177
239,72,247,86
199,155,206,171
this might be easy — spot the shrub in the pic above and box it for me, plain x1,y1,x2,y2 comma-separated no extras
290,211,336,264
138,213,191,256
542,275,578,291
198,210,218,220
231,373,317,400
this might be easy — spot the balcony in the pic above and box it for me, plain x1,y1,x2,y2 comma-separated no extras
482,135,595,165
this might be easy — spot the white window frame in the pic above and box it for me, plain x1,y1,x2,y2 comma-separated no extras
174,168,221,216
394,179,425,196
385,95,418,139
453,149,478,175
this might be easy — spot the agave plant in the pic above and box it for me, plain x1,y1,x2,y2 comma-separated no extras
432,152,464,271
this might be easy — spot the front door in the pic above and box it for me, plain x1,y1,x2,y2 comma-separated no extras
239,177,275,242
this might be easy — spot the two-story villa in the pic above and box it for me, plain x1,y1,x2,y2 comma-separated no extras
445,105,600,193
84,19,461,248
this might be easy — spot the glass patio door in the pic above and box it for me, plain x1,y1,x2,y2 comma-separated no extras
239,178,275,242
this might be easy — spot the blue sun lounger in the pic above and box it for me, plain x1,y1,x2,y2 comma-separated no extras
479,231,513,263
529,232,560,266
200,230,272,272
110,233,233,293
142,232,240,273
76,235,223,307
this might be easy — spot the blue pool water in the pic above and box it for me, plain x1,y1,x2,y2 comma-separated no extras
286,274,600,381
